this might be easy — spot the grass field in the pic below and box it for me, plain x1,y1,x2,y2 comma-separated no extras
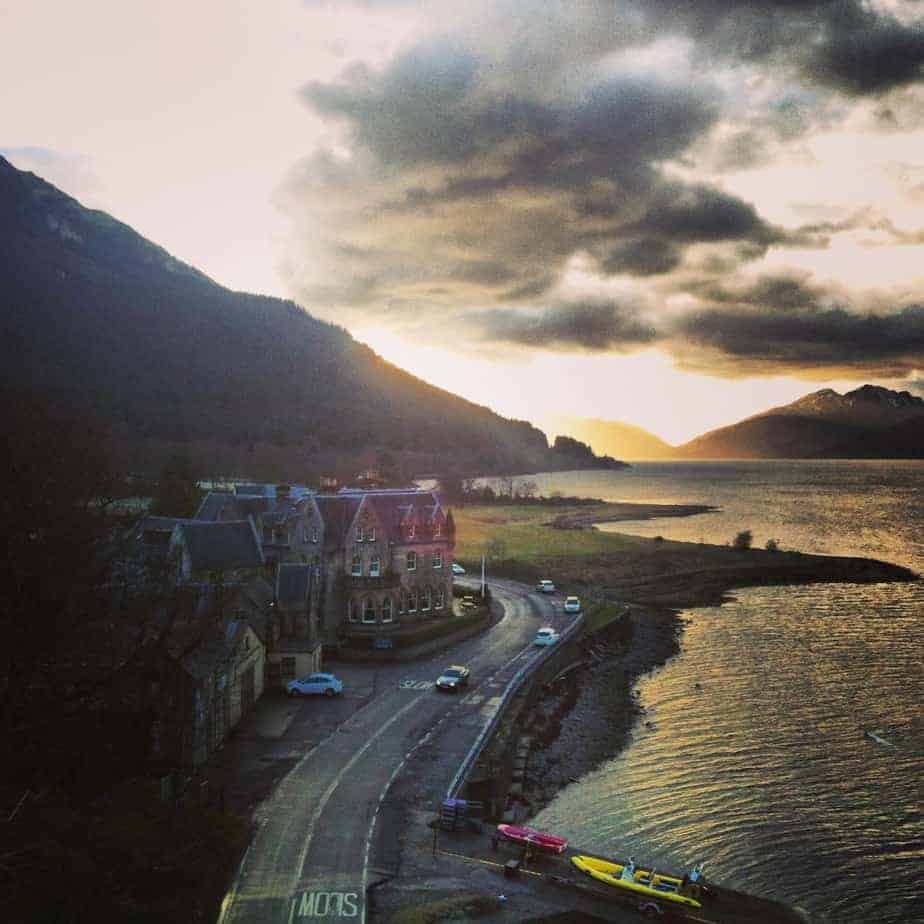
451,502,915,608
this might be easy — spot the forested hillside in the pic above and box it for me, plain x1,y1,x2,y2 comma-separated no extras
0,156,606,480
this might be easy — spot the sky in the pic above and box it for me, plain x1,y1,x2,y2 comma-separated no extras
3,0,924,444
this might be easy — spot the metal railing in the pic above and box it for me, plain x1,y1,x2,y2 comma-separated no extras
446,608,584,800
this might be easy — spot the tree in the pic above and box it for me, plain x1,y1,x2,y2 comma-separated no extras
733,529,753,550
150,453,203,516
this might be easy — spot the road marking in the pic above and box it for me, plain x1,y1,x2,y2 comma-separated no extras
398,679,434,690
294,694,427,924
292,890,360,918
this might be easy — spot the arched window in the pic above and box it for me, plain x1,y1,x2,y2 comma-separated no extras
362,598,376,623
382,597,394,623
422,586,432,611
435,586,445,610
351,554,362,576
370,555,381,577
347,599,358,623
408,590,418,613
407,551,417,572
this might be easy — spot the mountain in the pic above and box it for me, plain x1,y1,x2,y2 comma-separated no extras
676,386,924,459
0,156,621,480
547,415,676,460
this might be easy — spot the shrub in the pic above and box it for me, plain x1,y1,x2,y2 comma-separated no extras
765,538,779,552
733,529,753,550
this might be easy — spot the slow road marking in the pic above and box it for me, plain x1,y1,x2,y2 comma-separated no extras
291,890,360,918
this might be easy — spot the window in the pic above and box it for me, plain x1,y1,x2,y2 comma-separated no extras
434,522,442,538
355,530,363,543
311,527,319,543
347,599,358,623
432,550,443,569
351,555,362,576
407,551,417,571
408,524,416,539
370,555,381,577
408,590,417,612
422,586,432,611
382,597,393,623
367,525,376,542
362,598,376,623
435,587,445,610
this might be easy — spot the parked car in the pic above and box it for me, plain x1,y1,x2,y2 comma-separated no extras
451,562,466,575
286,672,343,697
563,595,582,613
536,579,556,594
534,627,560,647
436,664,470,691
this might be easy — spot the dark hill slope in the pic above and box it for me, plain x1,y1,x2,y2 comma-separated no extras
0,156,579,478
677,386,924,459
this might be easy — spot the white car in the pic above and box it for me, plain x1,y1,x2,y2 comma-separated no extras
451,562,466,575
286,672,343,697
563,595,582,613
534,627,560,647
536,579,556,594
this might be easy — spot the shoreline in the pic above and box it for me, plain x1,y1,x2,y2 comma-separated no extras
516,603,683,822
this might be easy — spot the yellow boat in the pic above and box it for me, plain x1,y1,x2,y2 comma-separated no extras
571,854,703,908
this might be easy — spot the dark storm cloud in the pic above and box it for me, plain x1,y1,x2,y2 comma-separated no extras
303,48,717,176
692,272,829,312
474,300,658,351
599,239,682,277
673,303,924,376
281,0,924,370
639,0,924,96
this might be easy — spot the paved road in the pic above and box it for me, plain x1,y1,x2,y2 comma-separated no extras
218,581,573,924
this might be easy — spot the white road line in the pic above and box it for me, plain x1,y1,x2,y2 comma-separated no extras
294,693,427,918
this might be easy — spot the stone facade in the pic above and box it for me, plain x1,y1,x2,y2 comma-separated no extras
313,489,456,646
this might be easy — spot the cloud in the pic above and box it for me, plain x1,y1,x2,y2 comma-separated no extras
278,0,924,377
672,302,924,377
472,299,658,351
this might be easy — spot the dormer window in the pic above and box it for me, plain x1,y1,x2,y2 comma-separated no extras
367,525,376,542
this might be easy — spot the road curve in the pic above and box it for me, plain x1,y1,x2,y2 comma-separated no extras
218,580,569,923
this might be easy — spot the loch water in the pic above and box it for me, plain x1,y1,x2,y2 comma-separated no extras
510,462,924,923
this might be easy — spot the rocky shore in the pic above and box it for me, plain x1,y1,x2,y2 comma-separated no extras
517,605,682,818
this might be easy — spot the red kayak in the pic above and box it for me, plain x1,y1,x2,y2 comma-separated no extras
496,824,569,854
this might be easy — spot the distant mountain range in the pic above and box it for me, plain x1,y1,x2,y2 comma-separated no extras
0,156,622,480
557,385,924,460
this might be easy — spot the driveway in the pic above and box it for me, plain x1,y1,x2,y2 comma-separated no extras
217,580,574,923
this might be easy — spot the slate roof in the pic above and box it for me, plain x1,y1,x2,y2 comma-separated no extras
314,490,447,546
276,563,312,610
176,521,264,572
196,491,269,523
315,494,363,546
